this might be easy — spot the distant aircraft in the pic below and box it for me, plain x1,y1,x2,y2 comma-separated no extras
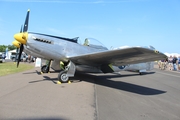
12,10,167,83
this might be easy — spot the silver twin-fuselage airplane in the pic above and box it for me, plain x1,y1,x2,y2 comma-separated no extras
12,10,167,83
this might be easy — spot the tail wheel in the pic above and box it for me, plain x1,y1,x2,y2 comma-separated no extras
41,65,49,73
58,71,69,83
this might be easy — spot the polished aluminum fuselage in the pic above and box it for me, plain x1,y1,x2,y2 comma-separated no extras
25,32,154,73
27,33,107,61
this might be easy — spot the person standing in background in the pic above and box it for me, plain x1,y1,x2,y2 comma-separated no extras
172,56,178,71
178,56,180,71
168,55,173,70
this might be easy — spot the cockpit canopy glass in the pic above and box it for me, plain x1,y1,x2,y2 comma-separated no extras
82,38,108,50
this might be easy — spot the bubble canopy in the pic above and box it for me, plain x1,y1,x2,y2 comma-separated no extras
81,38,108,50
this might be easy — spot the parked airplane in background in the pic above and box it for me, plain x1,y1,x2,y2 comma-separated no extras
12,10,167,83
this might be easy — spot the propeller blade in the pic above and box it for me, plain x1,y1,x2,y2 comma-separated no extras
17,44,24,67
16,25,23,63
15,48,19,62
23,9,30,32
20,25,23,33
15,9,30,67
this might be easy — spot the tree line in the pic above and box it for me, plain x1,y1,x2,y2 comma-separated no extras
0,45,16,52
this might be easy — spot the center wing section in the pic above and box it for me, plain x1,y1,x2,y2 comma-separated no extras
67,47,167,67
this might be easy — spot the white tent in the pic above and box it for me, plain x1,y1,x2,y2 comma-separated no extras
5,49,17,59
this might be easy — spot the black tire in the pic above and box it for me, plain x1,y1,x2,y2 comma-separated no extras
58,71,69,83
41,65,49,73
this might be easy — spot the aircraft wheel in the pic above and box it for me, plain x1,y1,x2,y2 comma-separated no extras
139,72,144,75
41,65,49,73
58,71,69,83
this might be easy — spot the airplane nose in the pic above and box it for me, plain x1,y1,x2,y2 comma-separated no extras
14,32,28,44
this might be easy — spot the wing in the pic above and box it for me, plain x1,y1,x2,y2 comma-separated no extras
68,47,167,66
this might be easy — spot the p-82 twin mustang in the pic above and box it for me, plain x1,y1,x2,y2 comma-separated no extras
12,10,167,83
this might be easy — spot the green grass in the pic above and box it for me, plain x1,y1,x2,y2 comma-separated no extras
0,62,34,76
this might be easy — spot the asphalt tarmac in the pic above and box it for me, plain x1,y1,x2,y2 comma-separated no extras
0,66,180,120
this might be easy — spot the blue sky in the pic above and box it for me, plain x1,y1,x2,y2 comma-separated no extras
0,0,180,53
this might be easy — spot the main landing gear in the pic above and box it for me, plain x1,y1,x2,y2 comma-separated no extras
41,60,51,73
58,71,69,83
58,61,76,83
41,60,76,83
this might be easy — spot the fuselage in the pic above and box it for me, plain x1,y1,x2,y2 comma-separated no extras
25,32,154,73
27,32,108,62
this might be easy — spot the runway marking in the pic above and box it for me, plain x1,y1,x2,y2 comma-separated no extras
156,71,180,78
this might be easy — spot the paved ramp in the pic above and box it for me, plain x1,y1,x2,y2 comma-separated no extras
0,68,96,120
0,67,180,120
93,70,180,120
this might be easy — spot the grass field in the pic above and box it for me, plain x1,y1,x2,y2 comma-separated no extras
0,62,34,76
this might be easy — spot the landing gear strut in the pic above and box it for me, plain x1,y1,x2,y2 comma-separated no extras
58,61,75,83
41,60,51,73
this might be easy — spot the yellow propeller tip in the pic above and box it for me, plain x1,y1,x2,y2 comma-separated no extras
28,9,30,11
